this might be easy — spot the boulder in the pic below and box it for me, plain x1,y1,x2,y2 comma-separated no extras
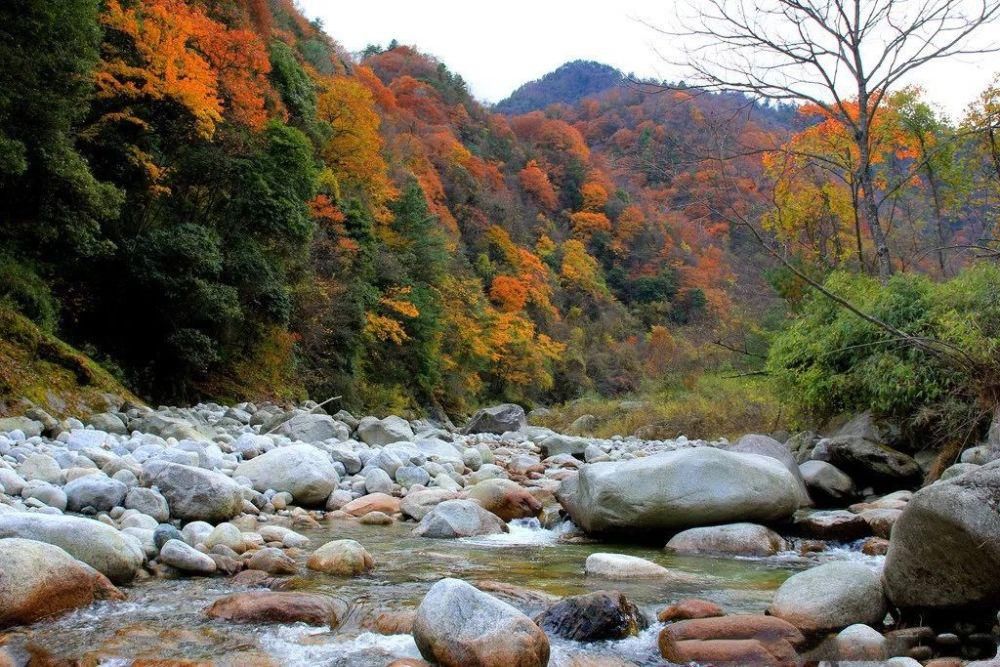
413,500,508,539
274,413,348,443
665,523,788,557
0,538,125,628
729,434,811,506
464,404,527,435
860,508,902,539
657,599,725,623
342,492,400,517
557,448,800,535
64,475,128,513
234,444,339,506
769,561,887,632
141,460,243,523
124,487,170,523
357,416,414,446
539,434,590,458
0,513,144,584
307,539,374,576
815,435,921,489
799,460,856,506
157,539,217,574
535,590,647,641
585,553,671,579
883,461,1000,613
836,623,887,660
413,578,549,667
135,414,210,442
793,509,871,541
205,591,343,627
19,453,62,484
658,615,805,666
401,489,460,521
464,479,542,522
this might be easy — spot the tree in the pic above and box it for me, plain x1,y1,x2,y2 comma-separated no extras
669,0,1000,280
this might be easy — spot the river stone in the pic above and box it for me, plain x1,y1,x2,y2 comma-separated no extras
363,467,394,495
557,448,800,535
0,470,26,496
153,524,183,550
535,590,648,641
64,475,127,513
413,578,549,667
396,465,431,488
307,539,374,576
205,591,344,627
19,453,63,484
940,462,980,480
234,444,339,506
657,599,725,622
836,623,887,660
665,523,788,557
585,553,671,579
21,481,67,511
464,479,542,522
203,523,244,552
463,404,527,435
357,416,414,446
0,513,144,584
769,561,887,632
258,525,309,549
794,509,871,540
539,434,591,458
401,489,461,521
883,461,1000,612
799,460,856,506
124,487,170,523
141,460,243,523
729,434,811,506
658,614,805,664
413,499,508,539
274,413,348,443
342,492,400,517
815,435,921,489
0,417,43,438
246,547,297,575
0,538,125,628
158,539,217,574
87,413,127,435
135,414,210,443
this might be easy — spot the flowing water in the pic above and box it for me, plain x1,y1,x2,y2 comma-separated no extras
0,518,882,666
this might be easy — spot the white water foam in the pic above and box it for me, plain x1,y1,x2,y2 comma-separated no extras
459,518,575,547
549,623,666,667
256,627,421,667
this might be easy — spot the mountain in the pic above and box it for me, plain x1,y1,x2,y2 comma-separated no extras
495,60,623,114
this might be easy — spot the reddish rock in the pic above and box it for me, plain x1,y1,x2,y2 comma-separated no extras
659,614,804,665
659,638,789,666
464,479,543,522
204,591,344,627
363,609,416,635
657,598,725,623
861,537,890,556
342,493,400,517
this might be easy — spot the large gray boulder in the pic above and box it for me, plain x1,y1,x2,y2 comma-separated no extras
883,461,1000,613
413,499,508,538
729,434,811,506
665,522,788,557
464,404,527,435
539,434,590,458
141,460,243,523
556,448,800,535
234,444,338,506
0,513,144,584
64,474,128,513
800,460,856,506
813,436,921,489
0,538,124,628
769,561,887,632
356,416,414,446
274,413,349,443
413,578,549,667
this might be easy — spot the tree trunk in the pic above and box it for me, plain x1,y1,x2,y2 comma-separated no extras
857,140,893,282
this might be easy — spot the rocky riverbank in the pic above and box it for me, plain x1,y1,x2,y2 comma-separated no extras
0,402,998,665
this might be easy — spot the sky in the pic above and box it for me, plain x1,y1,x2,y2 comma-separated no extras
297,0,998,119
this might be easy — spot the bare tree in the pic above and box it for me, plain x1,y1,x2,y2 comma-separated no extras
660,0,1000,281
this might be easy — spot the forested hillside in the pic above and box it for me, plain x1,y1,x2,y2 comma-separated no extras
1,0,998,432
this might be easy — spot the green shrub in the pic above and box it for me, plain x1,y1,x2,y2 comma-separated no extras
767,264,1000,441
0,255,58,332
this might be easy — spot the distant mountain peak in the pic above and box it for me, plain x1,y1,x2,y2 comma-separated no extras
495,60,623,115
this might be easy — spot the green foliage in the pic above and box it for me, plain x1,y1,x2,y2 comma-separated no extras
0,255,58,332
269,40,317,121
768,265,1000,437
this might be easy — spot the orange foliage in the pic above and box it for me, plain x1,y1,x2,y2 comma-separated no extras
570,211,612,238
519,161,558,210
489,275,530,312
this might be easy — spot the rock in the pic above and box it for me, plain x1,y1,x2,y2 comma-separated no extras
0,470,26,496
396,465,431,488
657,599,725,623
769,561,887,632
21,481,67,511
464,404,527,435
205,591,343,627
729,434,811,506
816,435,921,489
203,523,244,552
0,417,43,438
557,448,800,535
0,513,143,584
464,479,542,522
860,507,902,538
413,578,549,667
87,413,127,435
19,453,63,484
0,538,125,628
307,539,374,575
357,416,414,446
940,462,980,480
234,444,339,506
135,414,210,442
584,553,671,579
535,590,647,641
836,623,887,660
258,525,309,549
359,510,393,525
799,460,856,506
539,434,590,458
658,615,805,665
124,487,170,523
153,524,183,550
862,537,890,556
665,523,787,557
363,467,394,495
141,461,243,523
413,499,508,539
342,492,400,517
883,460,1000,613
157,539,217,574
246,548,297,575
274,413,348,443
64,475,128,513
793,509,871,540
401,489,460,521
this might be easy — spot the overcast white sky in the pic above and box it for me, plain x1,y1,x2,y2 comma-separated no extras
298,0,998,119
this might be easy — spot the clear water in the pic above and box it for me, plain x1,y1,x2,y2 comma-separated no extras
0,518,878,666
